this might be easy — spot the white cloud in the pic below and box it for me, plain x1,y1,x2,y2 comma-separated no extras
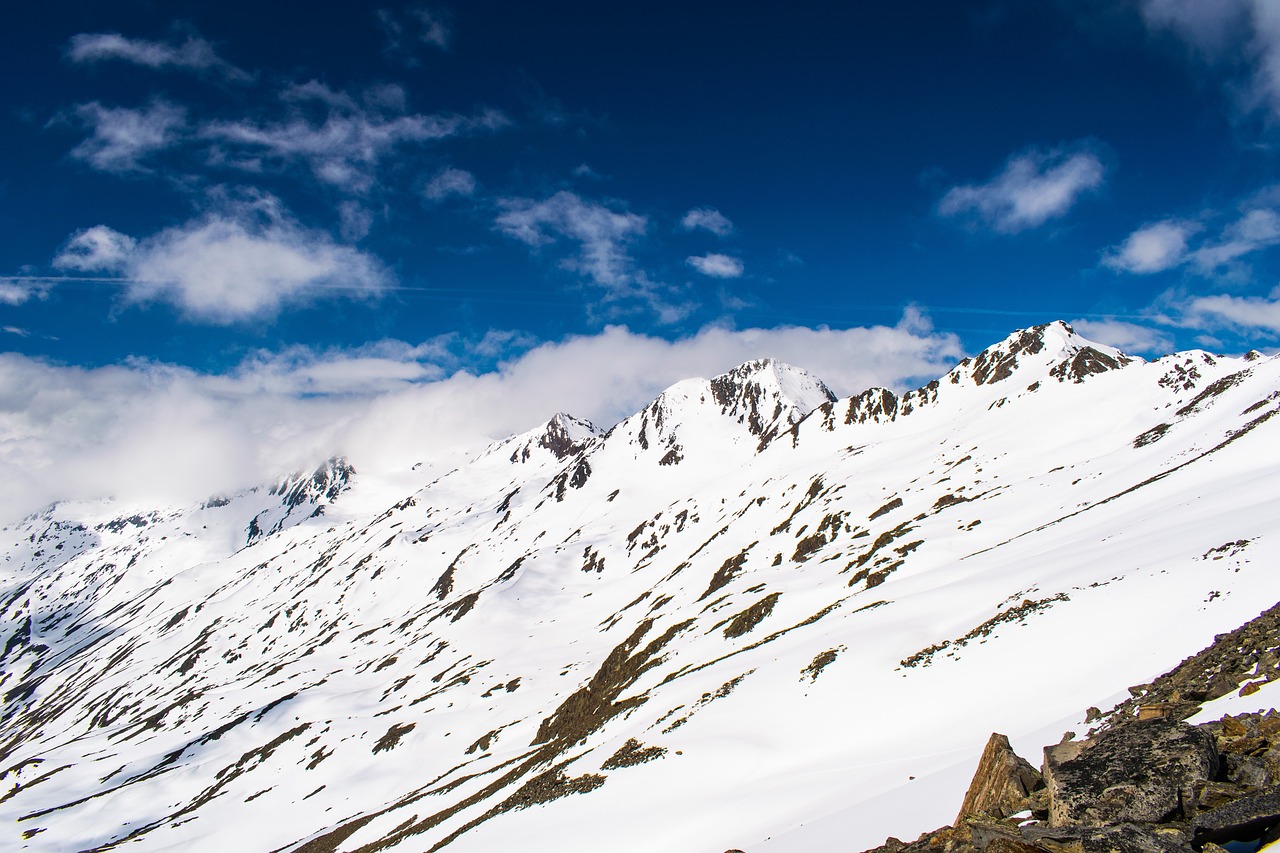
203,104,507,194
496,190,647,288
69,100,186,173
0,281,44,306
65,31,250,81
495,192,693,321
680,207,734,236
55,200,392,324
938,144,1106,233
0,312,963,522
1070,318,1175,354
1102,219,1199,273
1181,288,1280,335
54,225,138,272
1190,208,1280,272
1137,0,1280,117
687,252,744,278
424,166,476,200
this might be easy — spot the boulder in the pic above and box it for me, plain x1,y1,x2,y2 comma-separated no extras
1192,788,1280,847
1043,719,1218,826
957,733,1044,824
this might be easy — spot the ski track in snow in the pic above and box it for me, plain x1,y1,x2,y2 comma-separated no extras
1,323,1279,852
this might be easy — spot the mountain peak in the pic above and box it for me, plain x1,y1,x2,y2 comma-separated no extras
708,358,837,437
500,412,599,465
950,321,1135,388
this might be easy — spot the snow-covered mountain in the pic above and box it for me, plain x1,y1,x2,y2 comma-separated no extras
3,321,1280,853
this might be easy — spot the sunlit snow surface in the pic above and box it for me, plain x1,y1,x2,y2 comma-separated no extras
3,323,1280,852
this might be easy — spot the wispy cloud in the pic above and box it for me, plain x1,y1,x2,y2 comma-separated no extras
203,100,508,194
496,191,697,321
52,197,392,324
1136,0,1280,118
65,31,251,82
1101,219,1200,273
1191,208,1280,272
67,100,186,173
1106,207,1280,277
0,281,47,306
680,207,734,236
1179,290,1280,336
379,5,452,64
938,143,1106,233
424,166,476,200
687,252,744,278
496,190,647,288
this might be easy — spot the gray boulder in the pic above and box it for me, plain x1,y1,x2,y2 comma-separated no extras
1043,719,1218,826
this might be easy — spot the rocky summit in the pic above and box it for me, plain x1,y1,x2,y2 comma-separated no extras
4,322,1280,852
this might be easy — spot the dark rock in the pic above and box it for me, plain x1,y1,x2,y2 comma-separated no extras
957,733,1044,823
1021,822,1193,853
1192,787,1280,847
1222,753,1270,789
984,837,1045,853
1044,719,1218,826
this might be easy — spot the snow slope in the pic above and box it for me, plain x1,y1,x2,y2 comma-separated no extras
2,321,1279,852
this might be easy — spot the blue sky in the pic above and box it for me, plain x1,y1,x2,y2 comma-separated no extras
4,1,1280,516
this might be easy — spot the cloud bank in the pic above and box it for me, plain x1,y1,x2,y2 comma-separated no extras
0,314,964,522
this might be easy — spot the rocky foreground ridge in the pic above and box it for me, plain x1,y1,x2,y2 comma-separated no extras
861,601,1280,853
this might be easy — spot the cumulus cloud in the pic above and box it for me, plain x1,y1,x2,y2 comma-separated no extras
1070,318,1175,354
938,143,1106,233
203,101,507,194
680,207,734,236
0,312,963,522
424,166,476,200
65,31,250,81
1102,219,1200,273
687,252,744,278
54,200,392,323
68,100,186,173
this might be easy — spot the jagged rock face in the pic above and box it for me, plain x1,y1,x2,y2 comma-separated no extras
708,358,836,437
957,733,1044,823
949,321,1131,389
247,456,354,544
1045,719,1218,826
504,414,600,464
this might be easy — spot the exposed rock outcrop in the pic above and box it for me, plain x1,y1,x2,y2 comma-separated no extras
957,733,1044,824
1043,719,1217,826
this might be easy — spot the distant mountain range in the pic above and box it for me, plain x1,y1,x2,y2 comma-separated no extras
3,321,1279,853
